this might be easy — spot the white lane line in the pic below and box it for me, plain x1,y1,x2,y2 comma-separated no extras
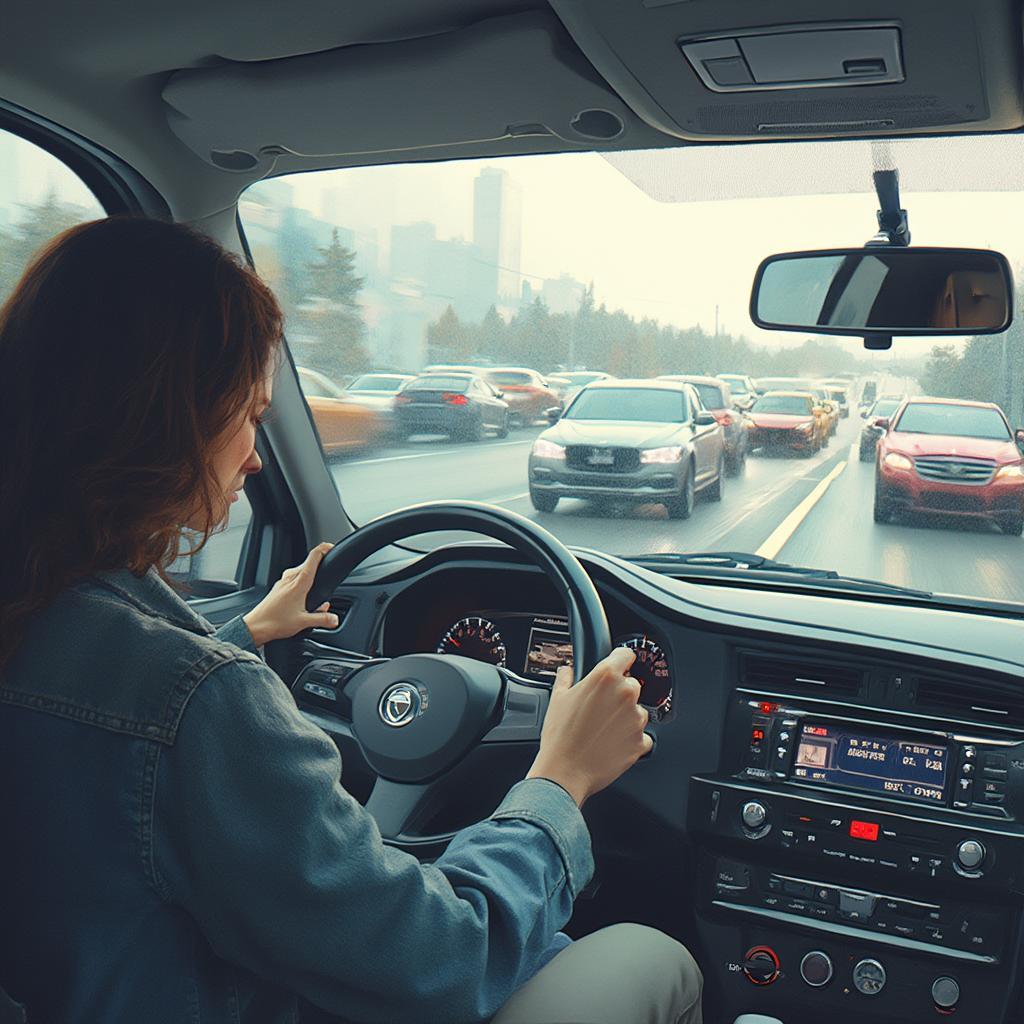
493,491,530,505
755,459,849,560
344,438,534,467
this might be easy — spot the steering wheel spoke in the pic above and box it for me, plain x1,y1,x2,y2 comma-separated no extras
482,675,549,744
365,777,438,842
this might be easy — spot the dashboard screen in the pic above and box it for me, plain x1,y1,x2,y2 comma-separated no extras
792,722,948,804
524,616,573,678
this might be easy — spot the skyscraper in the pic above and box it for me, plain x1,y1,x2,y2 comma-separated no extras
473,167,522,317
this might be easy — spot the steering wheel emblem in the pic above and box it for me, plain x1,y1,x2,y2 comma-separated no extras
379,683,421,727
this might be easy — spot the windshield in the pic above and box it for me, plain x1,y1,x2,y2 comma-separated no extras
239,138,1024,611
869,399,902,419
406,375,471,392
751,395,813,416
688,382,723,409
564,388,687,423
349,375,406,391
894,402,1011,441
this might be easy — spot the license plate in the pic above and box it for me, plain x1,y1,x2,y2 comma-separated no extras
588,449,614,465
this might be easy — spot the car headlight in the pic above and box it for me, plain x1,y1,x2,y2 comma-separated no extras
796,420,814,433
531,438,566,460
883,452,914,472
995,463,1024,479
641,446,684,464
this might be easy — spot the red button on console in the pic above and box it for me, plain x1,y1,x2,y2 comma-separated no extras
849,820,880,842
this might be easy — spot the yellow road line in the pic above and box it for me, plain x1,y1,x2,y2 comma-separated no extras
755,459,849,560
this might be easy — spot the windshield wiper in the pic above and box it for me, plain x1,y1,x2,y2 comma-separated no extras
635,551,932,599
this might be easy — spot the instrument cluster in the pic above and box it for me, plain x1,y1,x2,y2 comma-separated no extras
435,611,673,717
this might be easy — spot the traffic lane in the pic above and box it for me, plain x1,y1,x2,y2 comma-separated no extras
774,442,1024,603
329,415,864,558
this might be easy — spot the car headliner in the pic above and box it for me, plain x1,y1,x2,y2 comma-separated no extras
2,0,1023,223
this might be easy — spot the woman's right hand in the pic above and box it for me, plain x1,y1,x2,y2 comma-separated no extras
526,646,652,807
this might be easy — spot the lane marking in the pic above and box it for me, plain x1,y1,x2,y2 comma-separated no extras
493,491,530,505
343,438,535,467
755,459,849,560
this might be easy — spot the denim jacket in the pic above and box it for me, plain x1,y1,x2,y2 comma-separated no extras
0,568,593,1024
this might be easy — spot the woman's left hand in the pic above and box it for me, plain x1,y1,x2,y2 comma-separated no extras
242,542,338,647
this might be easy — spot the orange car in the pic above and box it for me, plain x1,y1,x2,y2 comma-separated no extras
296,367,384,455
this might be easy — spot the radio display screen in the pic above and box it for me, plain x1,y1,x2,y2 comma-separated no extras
792,723,948,804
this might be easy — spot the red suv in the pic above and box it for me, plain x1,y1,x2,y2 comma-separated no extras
483,367,562,427
874,398,1024,534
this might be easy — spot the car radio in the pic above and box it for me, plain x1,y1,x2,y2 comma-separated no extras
730,696,1023,819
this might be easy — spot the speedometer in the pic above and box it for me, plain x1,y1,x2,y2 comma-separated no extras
616,634,672,716
437,616,507,667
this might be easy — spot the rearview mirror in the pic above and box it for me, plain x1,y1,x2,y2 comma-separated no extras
751,247,1013,336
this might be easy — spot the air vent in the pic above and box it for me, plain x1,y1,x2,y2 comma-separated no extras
326,597,353,630
915,673,1024,727
740,651,865,698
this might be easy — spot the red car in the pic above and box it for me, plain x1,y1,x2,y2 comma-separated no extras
745,391,821,455
483,367,562,426
874,398,1024,534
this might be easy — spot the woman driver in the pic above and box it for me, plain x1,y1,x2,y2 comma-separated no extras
0,217,702,1024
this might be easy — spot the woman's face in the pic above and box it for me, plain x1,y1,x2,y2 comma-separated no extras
193,376,272,528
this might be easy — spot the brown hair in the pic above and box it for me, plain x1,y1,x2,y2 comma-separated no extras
0,217,283,667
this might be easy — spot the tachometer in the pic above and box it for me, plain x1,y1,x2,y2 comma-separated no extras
616,634,672,716
437,616,507,667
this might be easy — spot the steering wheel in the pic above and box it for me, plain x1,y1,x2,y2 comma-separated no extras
305,500,612,848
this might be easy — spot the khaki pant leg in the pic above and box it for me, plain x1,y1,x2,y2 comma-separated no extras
491,924,703,1024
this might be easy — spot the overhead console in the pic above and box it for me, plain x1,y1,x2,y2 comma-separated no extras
687,645,1024,1022
551,0,1024,139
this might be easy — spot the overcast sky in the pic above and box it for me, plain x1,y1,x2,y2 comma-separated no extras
281,142,1024,361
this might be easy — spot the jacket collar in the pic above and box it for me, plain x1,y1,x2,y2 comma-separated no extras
86,567,216,636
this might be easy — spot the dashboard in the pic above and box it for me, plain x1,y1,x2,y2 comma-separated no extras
287,543,1024,1024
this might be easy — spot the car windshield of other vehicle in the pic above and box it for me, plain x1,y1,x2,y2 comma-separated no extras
870,399,903,419
239,134,1024,610
348,375,407,391
895,403,1011,440
565,388,687,423
406,375,472,392
689,382,724,409
753,395,813,415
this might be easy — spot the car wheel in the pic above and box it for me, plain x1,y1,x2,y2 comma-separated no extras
530,489,558,513
707,457,725,501
460,416,484,443
495,412,509,438
874,481,893,524
725,446,745,477
1001,513,1024,536
667,462,696,519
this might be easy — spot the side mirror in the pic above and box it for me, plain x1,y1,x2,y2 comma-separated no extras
1015,428,1024,447
545,407,562,424
695,410,716,427
873,417,890,430
494,389,505,399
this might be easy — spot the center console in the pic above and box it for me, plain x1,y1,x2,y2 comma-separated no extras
689,690,1024,1022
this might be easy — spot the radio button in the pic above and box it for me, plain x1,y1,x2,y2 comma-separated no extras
715,862,750,889
983,752,1007,769
741,801,768,831
852,958,886,996
839,891,876,921
955,839,985,871
800,951,833,988
931,977,960,1011
983,766,1008,779
963,745,977,761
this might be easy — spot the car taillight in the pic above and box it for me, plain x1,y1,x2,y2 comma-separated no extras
443,393,468,405
394,393,412,404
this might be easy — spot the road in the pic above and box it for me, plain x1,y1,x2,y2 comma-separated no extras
194,411,1024,606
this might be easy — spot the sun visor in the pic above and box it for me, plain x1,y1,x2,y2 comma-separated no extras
551,0,1024,141
162,11,637,171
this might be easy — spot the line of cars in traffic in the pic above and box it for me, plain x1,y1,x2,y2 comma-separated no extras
527,372,857,516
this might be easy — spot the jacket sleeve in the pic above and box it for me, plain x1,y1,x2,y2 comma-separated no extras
211,615,259,656
151,656,593,1024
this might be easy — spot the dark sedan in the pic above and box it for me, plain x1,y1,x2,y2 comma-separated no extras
528,379,725,518
394,373,509,441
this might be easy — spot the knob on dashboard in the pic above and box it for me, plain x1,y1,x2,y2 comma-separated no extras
931,976,960,1010
799,951,833,988
956,839,986,871
741,800,767,831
